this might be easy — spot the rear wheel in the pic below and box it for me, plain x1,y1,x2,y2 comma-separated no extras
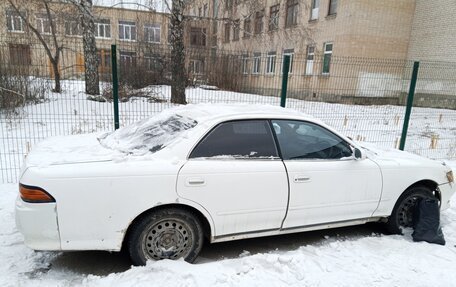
128,208,204,265
386,186,435,234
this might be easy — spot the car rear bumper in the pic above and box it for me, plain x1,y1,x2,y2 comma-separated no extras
15,196,61,250
439,183,455,211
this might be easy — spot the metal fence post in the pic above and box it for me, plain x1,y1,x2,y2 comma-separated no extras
280,55,291,108
399,61,420,151
111,44,120,130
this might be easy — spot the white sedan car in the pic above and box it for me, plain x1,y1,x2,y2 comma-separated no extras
16,104,454,265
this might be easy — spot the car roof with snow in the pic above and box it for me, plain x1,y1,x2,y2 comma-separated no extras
99,104,315,156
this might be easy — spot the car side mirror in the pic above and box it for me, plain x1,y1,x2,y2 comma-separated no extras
354,148,362,160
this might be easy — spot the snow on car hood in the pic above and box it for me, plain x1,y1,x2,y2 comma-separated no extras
24,104,308,167
359,142,446,167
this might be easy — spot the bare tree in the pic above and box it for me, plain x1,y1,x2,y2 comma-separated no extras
8,0,63,93
170,0,187,104
67,0,100,95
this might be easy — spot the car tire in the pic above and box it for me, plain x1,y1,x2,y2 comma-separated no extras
128,208,204,266
386,186,435,234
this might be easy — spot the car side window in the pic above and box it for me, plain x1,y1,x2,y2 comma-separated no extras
190,120,278,159
272,120,353,160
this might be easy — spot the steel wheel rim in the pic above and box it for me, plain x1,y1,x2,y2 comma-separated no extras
143,219,193,260
397,194,430,228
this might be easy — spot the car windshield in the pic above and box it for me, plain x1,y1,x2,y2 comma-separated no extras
99,114,198,155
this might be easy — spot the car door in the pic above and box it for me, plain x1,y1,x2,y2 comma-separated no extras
177,120,289,237
271,120,382,229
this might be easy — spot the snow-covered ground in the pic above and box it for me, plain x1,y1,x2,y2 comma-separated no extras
1,81,456,183
1,180,456,287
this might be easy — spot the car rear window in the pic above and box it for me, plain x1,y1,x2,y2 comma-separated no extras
189,120,278,159
99,114,198,155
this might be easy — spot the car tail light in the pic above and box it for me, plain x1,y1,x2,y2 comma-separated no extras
19,184,55,203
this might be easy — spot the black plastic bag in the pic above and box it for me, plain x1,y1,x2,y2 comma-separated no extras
412,198,445,245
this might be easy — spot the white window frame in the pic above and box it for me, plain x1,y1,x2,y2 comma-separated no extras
283,49,294,74
322,42,333,75
144,24,161,43
241,54,249,75
119,20,136,41
252,53,261,74
95,19,111,39
310,0,319,20
266,51,276,74
189,59,204,75
306,46,315,75
36,15,52,35
6,10,24,33
120,51,136,67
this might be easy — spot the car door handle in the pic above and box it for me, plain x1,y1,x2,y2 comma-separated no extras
294,176,311,183
186,178,206,186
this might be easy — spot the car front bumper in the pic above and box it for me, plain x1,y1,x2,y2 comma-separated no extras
15,196,61,250
439,182,455,211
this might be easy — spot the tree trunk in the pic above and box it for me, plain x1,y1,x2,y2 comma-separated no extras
51,60,61,93
81,0,100,95
170,0,187,104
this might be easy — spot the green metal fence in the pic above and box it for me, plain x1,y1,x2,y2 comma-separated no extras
1,39,456,183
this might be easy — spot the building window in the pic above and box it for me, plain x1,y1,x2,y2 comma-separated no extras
9,44,31,66
241,54,249,75
283,48,294,74
203,4,208,17
120,51,136,68
224,23,230,42
269,5,279,31
322,43,333,74
119,21,136,41
233,20,240,41
65,20,81,36
36,14,52,35
305,46,315,75
254,10,264,35
286,0,298,27
6,10,24,32
144,24,161,43
190,27,206,46
189,59,205,75
266,51,276,74
252,52,261,74
144,55,162,71
243,18,251,38
95,19,111,39
97,49,111,72
328,0,338,15
310,0,319,20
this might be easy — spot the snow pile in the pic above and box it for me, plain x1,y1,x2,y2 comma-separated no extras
1,182,456,286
